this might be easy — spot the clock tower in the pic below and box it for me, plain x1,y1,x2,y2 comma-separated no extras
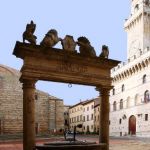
124,0,150,60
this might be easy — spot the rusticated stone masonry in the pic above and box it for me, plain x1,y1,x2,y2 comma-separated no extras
0,65,64,135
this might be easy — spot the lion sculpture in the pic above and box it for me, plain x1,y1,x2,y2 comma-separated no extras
23,20,37,44
77,36,96,57
40,29,61,47
99,45,109,58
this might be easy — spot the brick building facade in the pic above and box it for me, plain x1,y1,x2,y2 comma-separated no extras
0,64,64,134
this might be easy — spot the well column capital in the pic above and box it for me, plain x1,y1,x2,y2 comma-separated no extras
96,85,113,93
21,79,37,89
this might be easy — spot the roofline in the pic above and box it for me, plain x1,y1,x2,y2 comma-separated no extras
69,102,83,109
82,99,94,105
94,104,100,108
69,99,95,109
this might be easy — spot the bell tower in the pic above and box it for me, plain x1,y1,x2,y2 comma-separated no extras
124,0,150,60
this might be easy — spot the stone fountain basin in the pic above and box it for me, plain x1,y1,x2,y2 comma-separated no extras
35,141,106,150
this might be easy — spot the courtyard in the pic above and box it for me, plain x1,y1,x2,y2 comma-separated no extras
0,136,150,150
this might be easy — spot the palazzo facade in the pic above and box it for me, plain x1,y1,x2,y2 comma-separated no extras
110,0,150,137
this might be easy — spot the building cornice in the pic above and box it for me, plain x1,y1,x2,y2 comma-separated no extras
111,50,150,83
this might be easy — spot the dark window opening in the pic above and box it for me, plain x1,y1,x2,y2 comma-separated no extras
35,94,38,100
122,84,125,92
144,90,150,103
120,99,123,109
145,114,148,121
113,88,115,95
119,119,122,124
113,101,117,111
143,74,146,84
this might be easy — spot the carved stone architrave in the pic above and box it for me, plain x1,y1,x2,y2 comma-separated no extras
14,42,119,87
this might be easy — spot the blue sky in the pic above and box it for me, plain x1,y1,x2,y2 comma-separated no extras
0,0,130,105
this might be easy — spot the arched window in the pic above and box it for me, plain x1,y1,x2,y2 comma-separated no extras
126,97,130,108
120,99,123,109
113,101,117,111
143,74,146,84
134,4,139,12
87,125,90,132
144,90,150,103
119,119,122,124
122,84,125,92
134,94,140,105
112,88,115,95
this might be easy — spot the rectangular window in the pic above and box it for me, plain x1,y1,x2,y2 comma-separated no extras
80,115,82,121
77,116,79,122
91,114,94,120
74,117,76,123
83,116,85,122
87,115,89,121
35,94,38,100
119,119,122,124
145,114,148,121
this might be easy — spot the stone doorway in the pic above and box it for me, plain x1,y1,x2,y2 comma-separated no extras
87,125,90,132
129,115,136,135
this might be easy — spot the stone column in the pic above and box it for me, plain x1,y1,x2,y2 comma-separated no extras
22,79,36,150
96,86,111,150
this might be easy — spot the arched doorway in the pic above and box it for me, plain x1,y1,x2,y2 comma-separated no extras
129,115,136,135
87,125,89,133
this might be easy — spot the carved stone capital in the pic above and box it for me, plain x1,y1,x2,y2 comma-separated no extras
22,79,37,89
96,86,113,97
96,85,112,92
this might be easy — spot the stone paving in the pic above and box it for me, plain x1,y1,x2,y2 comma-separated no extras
110,139,150,150
77,136,150,150
0,136,150,150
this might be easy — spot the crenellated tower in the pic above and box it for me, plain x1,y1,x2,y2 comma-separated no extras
124,0,150,60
